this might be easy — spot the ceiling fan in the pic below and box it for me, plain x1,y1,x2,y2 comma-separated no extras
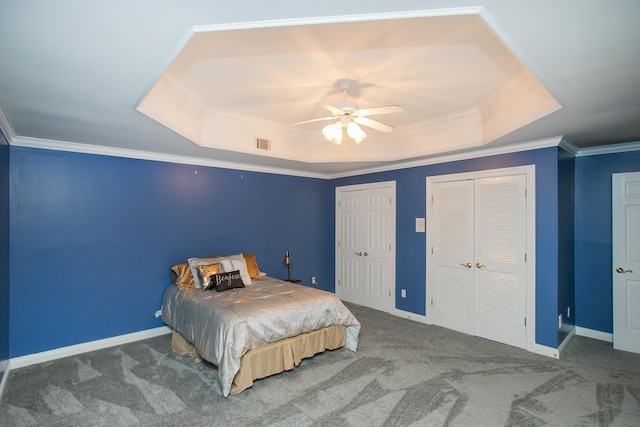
292,80,402,145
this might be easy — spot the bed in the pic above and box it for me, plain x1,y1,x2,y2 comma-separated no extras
161,255,360,397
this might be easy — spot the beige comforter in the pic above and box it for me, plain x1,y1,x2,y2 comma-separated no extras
162,277,360,397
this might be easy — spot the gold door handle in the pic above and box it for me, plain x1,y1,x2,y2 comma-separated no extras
616,267,633,273
355,252,363,256
363,251,369,256
460,262,472,268
476,262,485,269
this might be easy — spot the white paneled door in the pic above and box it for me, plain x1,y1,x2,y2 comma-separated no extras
336,182,395,313
613,172,640,354
428,171,528,349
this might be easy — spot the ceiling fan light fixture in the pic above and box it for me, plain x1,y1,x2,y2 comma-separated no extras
322,122,343,145
347,122,367,144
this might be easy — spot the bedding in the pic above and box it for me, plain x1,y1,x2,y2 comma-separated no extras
162,276,360,397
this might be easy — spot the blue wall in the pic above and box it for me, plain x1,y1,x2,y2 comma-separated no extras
9,143,635,358
557,148,575,344
330,147,560,348
574,149,640,333
9,147,333,357
0,132,9,381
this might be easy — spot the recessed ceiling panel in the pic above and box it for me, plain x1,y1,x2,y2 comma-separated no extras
137,10,560,164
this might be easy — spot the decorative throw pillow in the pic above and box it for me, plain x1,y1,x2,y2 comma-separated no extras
243,253,261,281
187,257,218,288
196,263,221,291
170,261,195,291
220,257,252,286
210,270,245,292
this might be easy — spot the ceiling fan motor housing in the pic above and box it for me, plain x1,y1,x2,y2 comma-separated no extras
336,102,358,114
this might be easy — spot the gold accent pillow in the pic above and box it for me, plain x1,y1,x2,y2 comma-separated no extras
170,261,195,291
244,253,261,280
197,263,222,291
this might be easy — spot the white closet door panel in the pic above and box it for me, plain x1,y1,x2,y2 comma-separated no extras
474,175,527,348
363,190,393,311
477,271,522,342
338,194,362,304
431,180,474,334
434,181,474,263
366,260,387,308
435,265,474,334
476,176,525,268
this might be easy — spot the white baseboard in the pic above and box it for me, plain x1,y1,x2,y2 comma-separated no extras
557,326,576,357
531,343,560,359
575,326,613,342
0,359,9,403
10,326,171,369
395,307,562,359
393,308,428,324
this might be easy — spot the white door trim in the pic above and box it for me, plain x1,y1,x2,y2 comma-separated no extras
426,165,536,353
335,181,396,313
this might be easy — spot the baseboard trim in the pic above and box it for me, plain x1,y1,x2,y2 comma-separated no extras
395,308,561,358
557,326,576,357
393,308,428,324
0,360,10,404
10,326,172,369
531,343,560,359
575,326,613,342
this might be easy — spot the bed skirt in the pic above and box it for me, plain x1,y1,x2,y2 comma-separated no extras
171,325,347,394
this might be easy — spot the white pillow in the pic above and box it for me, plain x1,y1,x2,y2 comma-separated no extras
220,257,252,286
187,257,218,288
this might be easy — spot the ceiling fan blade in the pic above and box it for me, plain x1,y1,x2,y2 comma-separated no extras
317,103,345,116
290,116,335,126
356,105,403,117
353,116,394,133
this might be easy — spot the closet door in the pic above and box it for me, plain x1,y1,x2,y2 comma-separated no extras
336,183,395,313
428,172,528,349
474,175,527,348
430,180,475,334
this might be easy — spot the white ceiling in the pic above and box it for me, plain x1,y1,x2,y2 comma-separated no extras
1,1,639,177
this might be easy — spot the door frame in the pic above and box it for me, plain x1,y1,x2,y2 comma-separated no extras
335,181,396,313
426,165,536,352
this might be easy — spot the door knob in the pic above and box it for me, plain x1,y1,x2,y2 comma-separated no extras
363,251,369,256
476,262,485,269
355,251,362,256
616,267,633,273
460,262,472,268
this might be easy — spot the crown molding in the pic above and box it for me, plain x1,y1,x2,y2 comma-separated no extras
559,138,580,156
192,7,485,34
11,133,640,180
10,136,328,179
327,136,564,179
575,140,640,157
0,107,16,144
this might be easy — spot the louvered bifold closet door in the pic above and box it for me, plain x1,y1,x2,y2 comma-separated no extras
431,180,475,335
474,175,527,348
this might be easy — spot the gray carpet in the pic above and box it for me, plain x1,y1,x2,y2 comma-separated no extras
1,303,639,426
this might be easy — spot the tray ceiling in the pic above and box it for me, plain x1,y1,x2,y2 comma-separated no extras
1,1,639,176
137,11,560,165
